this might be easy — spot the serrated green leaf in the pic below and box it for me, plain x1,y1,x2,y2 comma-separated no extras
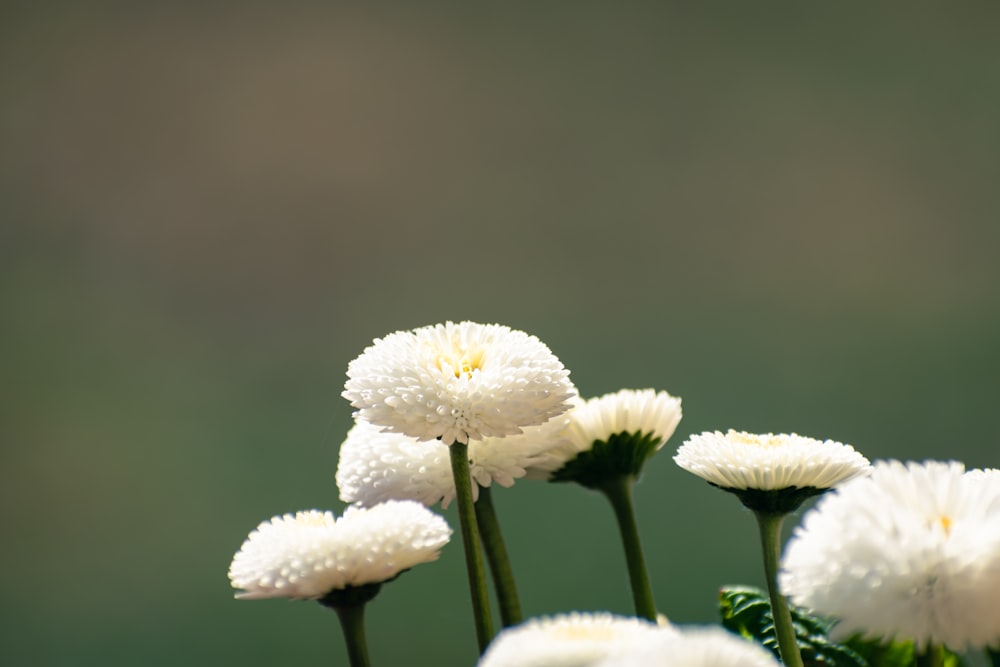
720,587,974,667
719,586,867,667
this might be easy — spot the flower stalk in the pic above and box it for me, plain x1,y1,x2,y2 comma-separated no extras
600,474,657,622
450,442,495,652
332,603,372,667
754,511,804,667
474,485,522,627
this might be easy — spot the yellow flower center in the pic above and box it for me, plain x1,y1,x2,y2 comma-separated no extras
934,514,953,535
730,432,786,448
435,346,485,379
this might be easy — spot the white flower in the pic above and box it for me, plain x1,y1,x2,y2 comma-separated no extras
336,416,571,508
780,460,1000,651
478,612,673,667
597,626,781,667
964,467,1000,484
343,321,576,445
528,389,682,481
228,501,451,600
674,430,870,491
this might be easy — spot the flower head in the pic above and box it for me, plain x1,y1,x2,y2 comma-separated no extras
675,430,870,492
780,460,1000,651
597,626,781,667
343,321,576,445
337,416,571,508
529,389,682,486
228,501,451,600
478,612,672,667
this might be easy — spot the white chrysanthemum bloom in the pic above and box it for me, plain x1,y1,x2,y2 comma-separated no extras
527,389,682,483
478,612,674,667
965,467,1000,484
337,415,572,508
780,460,1000,651
596,626,780,667
674,430,870,492
228,501,451,600
343,321,576,445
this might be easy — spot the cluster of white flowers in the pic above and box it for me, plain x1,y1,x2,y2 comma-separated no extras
227,319,1000,664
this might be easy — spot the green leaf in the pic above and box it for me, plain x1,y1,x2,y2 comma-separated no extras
719,586,866,667
719,586,971,667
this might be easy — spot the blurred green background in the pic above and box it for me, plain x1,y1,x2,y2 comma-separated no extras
3,3,999,665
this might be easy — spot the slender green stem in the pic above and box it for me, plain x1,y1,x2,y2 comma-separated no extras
474,485,522,627
916,645,944,667
333,603,371,667
450,442,495,653
599,475,657,621
754,511,804,667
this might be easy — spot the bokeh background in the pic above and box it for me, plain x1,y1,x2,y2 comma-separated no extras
3,3,999,665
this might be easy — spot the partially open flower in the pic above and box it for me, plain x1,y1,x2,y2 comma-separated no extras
780,460,1000,652
530,389,682,487
228,501,451,601
478,612,673,667
343,321,576,445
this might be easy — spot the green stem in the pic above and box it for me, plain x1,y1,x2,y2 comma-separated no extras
474,485,522,627
599,475,657,621
450,442,495,653
916,645,944,667
754,511,804,667
333,603,371,667
987,647,1000,667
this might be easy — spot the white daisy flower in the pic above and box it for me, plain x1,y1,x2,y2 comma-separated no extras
478,612,673,667
965,467,1000,485
780,460,1000,651
336,416,571,508
343,321,576,445
228,501,451,600
597,626,781,667
529,389,682,484
674,430,870,492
